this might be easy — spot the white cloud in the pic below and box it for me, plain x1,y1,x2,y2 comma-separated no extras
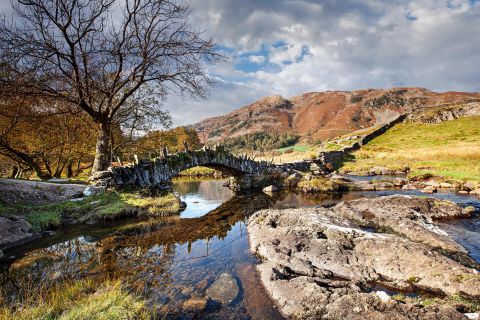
248,55,266,63
170,0,480,125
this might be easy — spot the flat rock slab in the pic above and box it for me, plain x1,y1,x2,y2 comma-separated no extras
248,195,480,320
205,273,239,304
0,215,36,250
0,179,86,205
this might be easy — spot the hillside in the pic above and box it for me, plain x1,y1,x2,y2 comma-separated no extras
192,88,480,144
340,116,480,181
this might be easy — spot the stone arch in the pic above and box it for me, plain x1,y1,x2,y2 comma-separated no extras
106,147,274,188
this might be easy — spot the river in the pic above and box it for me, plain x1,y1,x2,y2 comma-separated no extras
1,177,479,319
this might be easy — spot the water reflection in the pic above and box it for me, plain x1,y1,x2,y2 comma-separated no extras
173,178,234,218
1,179,479,319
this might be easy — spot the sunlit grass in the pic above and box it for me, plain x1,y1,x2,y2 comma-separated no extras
0,191,181,231
0,279,150,320
177,166,218,177
341,116,480,181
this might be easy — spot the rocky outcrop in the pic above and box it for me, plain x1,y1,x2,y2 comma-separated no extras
0,179,86,206
408,100,480,123
248,195,479,319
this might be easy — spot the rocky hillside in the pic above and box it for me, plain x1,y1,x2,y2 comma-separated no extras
192,88,480,143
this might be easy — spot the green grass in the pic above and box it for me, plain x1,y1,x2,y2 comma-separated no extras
0,191,181,232
0,279,150,320
341,116,480,182
276,144,310,153
177,166,219,177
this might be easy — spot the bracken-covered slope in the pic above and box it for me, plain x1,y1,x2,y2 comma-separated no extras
191,87,480,143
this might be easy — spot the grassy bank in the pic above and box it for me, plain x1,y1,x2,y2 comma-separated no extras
0,279,150,320
341,116,480,182
0,190,182,232
177,166,220,177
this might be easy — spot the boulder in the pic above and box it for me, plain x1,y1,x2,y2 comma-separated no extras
0,215,37,250
83,186,106,197
369,166,394,175
440,182,454,189
458,190,470,195
263,185,279,193
374,182,394,191
470,189,480,195
425,180,440,188
463,181,478,191
248,196,479,319
421,186,437,194
402,184,416,190
205,273,239,304
393,178,408,187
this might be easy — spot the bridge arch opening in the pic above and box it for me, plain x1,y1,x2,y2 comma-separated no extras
175,164,246,179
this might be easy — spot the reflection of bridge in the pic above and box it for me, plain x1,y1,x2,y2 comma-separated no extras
97,145,280,188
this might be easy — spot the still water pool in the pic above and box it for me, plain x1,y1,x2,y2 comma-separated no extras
1,178,479,319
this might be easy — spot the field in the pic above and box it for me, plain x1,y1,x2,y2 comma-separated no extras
341,116,480,181
255,144,318,163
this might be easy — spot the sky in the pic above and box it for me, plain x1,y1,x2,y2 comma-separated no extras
165,0,480,126
2,0,479,126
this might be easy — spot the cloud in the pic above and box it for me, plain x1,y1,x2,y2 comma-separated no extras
162,0,480,126
248,55,267,64
3,0,478,126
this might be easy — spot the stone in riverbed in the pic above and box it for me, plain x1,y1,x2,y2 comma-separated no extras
205,273,239,304
393,178,408,187
402,184,416,190
263,185,279,193
421,185,437,194
440,182,454,189
182,297,208,312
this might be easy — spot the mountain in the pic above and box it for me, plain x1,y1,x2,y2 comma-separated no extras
191,88,480,144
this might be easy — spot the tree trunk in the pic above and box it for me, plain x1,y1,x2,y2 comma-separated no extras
9,166,19,178
66,161,73,178
92,122,112,174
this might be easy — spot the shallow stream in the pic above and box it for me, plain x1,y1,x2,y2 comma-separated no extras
1,177,479,319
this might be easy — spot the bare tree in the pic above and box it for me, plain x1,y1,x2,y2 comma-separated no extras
0,0,222,173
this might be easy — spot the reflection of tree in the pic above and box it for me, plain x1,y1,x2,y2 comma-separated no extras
113,192,277,250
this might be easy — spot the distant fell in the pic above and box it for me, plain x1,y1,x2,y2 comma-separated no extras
191,88,480,143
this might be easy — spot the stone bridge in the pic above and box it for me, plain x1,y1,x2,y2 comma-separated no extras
93,145,284,189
